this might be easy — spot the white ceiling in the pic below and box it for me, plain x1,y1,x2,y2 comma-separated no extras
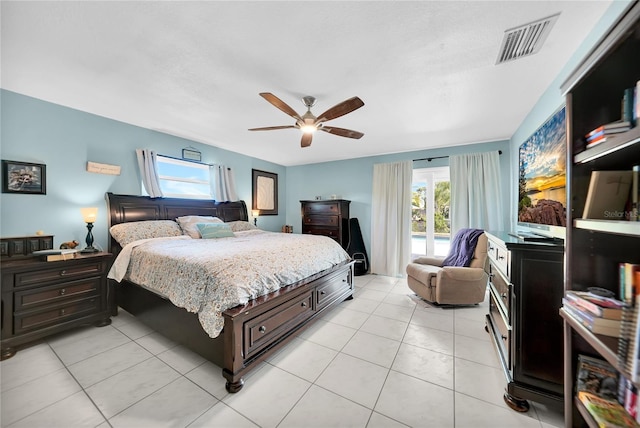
1,1,613,166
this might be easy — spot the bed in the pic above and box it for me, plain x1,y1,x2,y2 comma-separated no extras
105,192,354,393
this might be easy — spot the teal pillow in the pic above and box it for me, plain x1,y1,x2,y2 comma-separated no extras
196,223,235,239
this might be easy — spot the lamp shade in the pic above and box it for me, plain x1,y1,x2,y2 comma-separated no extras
251,210,260,218
81,207,98,223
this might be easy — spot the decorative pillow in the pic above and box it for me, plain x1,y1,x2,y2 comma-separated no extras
176,215,223,238
109,220,183,247
227,220,257,232
196,223,235,239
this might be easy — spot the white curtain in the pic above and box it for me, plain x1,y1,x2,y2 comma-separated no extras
371,160,413,277
210,164,238,202
449,151,503,233
136,148,163,198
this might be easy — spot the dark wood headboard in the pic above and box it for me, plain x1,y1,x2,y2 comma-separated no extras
105,192,248,255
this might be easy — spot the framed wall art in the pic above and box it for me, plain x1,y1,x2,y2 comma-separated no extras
252,169,278,215
2,160,47,195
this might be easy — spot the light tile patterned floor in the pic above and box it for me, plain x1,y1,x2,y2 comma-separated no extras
0,275,564,427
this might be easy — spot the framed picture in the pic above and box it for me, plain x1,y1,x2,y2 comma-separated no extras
2,160,47,195
252,169,278,215
182,148,202,162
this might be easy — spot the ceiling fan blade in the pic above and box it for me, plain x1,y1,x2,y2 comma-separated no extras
248,125,297,131
301,133,313,147
259,93,302,120
316,96,364,123
319,126,364,139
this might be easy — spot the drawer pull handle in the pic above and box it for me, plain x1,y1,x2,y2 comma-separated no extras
501,293,507,299
320,291,326,295
498,256,505,260
60,289,66,295
60,309,66,316
60,270,67,276
259,326,266,333
501,335,507,340
301,302,307,307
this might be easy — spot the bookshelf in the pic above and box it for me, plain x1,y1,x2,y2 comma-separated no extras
561,2,640,427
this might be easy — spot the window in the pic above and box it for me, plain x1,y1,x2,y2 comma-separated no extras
154,155,211,199
412,167,451,257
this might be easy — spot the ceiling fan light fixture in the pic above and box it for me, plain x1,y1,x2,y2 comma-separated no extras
301,124,317,134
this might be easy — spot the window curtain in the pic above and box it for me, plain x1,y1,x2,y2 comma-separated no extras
371,160,413,277
135,149,163,198
449,151,503,234
210,165,238,202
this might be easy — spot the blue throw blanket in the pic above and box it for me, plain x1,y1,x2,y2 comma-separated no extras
441,228,484,267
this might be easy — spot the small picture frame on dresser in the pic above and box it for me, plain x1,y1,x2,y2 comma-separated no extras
2,160,46,195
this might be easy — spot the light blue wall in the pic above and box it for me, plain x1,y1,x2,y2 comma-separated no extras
509,0,633,230
0,90,286,250
286,140,511,258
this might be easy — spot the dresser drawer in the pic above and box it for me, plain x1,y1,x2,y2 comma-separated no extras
303,215,339,227
489,263,511,323
487,237,509,278
13,261,105,288
244,290,314,358
489,292,511,370
302,226,339,240
303,202,341,215
14,277,101,311
14,296,101,334
316,270,352,310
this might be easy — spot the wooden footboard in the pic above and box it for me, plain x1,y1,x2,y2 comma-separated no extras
115,261,354,392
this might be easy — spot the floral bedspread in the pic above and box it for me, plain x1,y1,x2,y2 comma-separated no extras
107,230,350,338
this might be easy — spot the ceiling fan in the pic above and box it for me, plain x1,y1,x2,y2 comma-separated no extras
248,93,365,147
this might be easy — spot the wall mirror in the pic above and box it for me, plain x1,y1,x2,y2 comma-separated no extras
252,169,278,215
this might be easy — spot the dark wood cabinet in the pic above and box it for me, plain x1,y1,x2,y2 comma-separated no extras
559,3,640,427
485,231,565,411
1,251,113,360
301,200,350,249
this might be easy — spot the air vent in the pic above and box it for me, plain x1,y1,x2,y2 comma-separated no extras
496,13,560,64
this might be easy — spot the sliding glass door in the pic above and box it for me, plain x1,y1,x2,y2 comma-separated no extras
412,167,451,257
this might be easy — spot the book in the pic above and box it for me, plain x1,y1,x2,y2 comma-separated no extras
564,302,621,336
564,299,622,330
42,252,79,262
31,248,78,261
566,291,624,320
624,87,636,127
576,354,619,401
578,391,640,428
619,265,640,382
583,171,633,220
632,165,639,222
587,125,631,140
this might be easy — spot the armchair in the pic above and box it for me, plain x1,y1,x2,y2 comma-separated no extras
406,232,488,305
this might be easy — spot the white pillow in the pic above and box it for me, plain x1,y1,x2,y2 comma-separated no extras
109,220,183,247
176,215,223,238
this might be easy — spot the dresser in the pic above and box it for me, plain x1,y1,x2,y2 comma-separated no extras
484,231,565,411
1,251,113,360
300,200,350,249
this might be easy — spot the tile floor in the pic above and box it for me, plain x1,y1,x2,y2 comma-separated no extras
0,274,564,427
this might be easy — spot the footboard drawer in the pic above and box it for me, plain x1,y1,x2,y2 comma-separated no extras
244,290,314,359
316,270,352,311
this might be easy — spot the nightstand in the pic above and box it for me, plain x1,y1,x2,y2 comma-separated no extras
1,251,113,360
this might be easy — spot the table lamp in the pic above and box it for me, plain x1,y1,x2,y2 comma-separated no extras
80,207,99,253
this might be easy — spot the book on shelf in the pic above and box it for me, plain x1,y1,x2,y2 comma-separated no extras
586,123,631,139
576,354,619,401
623,87,636,127
563,300,622,336
582,171,633,220
565,290,624,320
632,165,639,222
617,265,640,383
578,391,640,428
